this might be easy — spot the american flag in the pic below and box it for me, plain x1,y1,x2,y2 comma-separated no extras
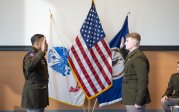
68,2,112,99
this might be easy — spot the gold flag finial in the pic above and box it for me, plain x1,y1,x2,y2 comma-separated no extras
49,9,53,17
127,10,130,15
92,0,96,8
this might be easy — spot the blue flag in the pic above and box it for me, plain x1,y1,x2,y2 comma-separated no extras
97,16,129,107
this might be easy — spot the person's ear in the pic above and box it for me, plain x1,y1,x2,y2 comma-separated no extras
35,42,38,46
33,41,39,47
133,41,136,45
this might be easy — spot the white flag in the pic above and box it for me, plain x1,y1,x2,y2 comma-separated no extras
48,14,85,106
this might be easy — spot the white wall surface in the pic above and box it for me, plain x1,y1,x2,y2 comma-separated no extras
0,0,179,46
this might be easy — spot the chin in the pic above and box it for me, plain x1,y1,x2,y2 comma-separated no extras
125,47,129,50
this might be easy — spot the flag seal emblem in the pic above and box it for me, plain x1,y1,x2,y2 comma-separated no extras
48,47,71,76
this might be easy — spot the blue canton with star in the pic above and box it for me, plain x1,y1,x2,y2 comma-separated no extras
48,47,71,76
80,3,105,49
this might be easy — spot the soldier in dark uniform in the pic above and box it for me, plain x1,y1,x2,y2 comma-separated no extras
21,34,49,112
161,62,179,112
120,32,151,112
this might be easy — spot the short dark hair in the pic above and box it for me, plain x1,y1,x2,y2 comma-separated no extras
31,34,44,45
177,61,179,64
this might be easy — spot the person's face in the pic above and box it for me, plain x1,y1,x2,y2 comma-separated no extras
37,37,44,50
44,39,48,51
125,37,136,51
176,63,179,73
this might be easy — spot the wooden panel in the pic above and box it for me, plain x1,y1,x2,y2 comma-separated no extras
145,51,179,108
0,51,179,110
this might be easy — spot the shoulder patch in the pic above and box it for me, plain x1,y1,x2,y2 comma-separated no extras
29,51,35,57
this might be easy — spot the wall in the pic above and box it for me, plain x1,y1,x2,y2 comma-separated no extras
0,51,179,111
0,0,179,46
1,0,179,111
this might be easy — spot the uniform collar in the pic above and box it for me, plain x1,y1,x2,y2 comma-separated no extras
127,48,139,59
176,73,179,76
31,47,39,53
176,73,179,80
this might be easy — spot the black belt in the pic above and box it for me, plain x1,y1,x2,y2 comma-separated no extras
123,79,137,84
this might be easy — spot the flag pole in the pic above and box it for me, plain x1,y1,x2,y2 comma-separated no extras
49,9,53,17
83,105,86,112
88,99,91,112
92,98,97,112
127,10,130,15
49,9,52,46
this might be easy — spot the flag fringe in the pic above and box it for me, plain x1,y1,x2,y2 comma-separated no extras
49,97,84,107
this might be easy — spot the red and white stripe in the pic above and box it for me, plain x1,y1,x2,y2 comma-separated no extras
69,34,112,98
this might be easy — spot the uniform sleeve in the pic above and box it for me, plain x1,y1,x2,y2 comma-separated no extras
133,57,149,105
120,47,129,59
24,51,45,72
163,76,173,97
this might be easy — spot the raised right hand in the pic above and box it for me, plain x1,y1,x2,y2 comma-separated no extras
161,95,168,102
120,37,125,49
41,37,46,52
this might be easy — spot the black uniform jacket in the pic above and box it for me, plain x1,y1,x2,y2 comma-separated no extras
122,48,151,105
21,47,49,109
163,73,179,98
